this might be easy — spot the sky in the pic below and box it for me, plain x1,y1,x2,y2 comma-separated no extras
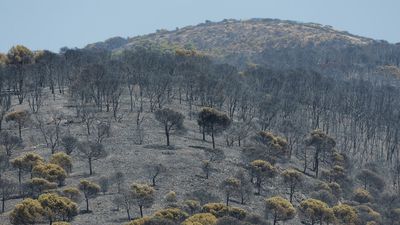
0,0,399,53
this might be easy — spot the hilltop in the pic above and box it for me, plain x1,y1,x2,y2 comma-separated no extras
87,18,374,53
86,18,400,73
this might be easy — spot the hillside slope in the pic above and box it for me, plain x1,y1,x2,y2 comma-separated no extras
87,18,374,53
86,18,400,73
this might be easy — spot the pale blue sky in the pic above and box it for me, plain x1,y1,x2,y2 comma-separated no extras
0,0,399,53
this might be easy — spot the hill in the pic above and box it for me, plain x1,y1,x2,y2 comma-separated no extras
87,18,374,53
85,18,400,73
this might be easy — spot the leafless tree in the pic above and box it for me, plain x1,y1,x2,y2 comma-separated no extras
0,131,22,156
77,141,107,175
35,112,63,154
0,93,11,131
0,178,17,213
147,163,166,186
94,121,111,144
61,135,78,155
113,188,134,220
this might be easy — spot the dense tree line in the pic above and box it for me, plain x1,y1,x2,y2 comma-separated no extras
1,43,400,224
1,44,400,176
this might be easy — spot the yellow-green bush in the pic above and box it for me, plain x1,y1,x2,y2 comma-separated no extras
332,204,358,225
61,187,82,203
182,200,201,214
202,203,228,217
299,198,334,225
9,198,45,225
228,206,247,220
26,178,57,197
50,152,72,173
38,193,78,223
182,213,217,225
11,152,44,177
53,222,71,225
257,131,288,156
33,163,67,186
250,160,276,174
353,188,373,203
154,208,188,222
165,191,177,203
125,216,152,225
201,203,246,220
265,196,296,223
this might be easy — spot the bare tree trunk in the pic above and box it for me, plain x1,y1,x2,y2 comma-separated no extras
165,125,170,146
18,123,22,139
89,158,93,175
126,208,131,220
2,195,5,213
211,131,215,149
86,197,90,212
139,205,143,218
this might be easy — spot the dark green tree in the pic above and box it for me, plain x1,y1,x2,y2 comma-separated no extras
198,107,231,149
154,108,184,146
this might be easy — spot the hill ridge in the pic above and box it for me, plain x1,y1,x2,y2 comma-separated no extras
85,18,377,54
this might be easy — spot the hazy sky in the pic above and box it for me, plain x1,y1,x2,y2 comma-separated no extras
0,0,399,53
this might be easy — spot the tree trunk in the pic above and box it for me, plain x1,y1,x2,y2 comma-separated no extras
89,158,93,175
315,151,319,178
303,147,307,173
289,186,294,203
18,169,22,185
139,205,143,218
165,125,170,146
86,197,89,212
86,122,90,135
226,193,230,206
256,180,261,195
139,88,143,113
211,131,215,149
18,123,22,139
130,91,133,112
126,208,131,220
2,195,5,213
